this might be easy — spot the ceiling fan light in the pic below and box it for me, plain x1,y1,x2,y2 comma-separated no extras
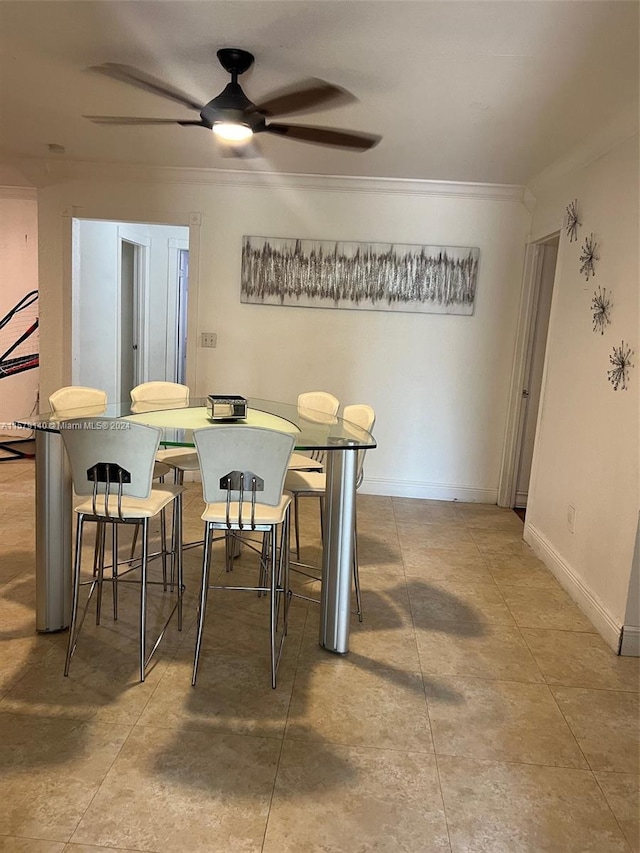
212,121,253,142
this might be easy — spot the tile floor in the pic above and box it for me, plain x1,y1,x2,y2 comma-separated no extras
0,459,638,852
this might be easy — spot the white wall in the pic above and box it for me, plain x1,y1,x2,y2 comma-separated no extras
0,189,39,432
525,133,639,646
36,168,531,501
73,219,188,402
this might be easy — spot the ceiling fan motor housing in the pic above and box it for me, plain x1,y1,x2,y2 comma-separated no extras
201,80,265,131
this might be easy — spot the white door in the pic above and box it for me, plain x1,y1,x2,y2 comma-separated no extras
120,239,137,394
176,248,189,384
514,235,558,507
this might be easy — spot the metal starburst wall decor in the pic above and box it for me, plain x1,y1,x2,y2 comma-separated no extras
591,286,612,335
565,199,581,243
607,340,633,391
579,233,598,281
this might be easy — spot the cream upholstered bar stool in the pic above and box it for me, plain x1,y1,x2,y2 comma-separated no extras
48,386,107,414
60,417,184,682
288,391,340,472
130,381,200,482
49,386,173,585
284,403,376,622
191,425,295,688
49,386,172,483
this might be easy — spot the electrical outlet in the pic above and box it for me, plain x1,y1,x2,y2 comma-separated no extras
201,332,217,348
567,505,576,533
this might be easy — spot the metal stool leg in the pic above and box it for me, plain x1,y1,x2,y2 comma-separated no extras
192,522,214,686
140,518,149,683
64,515,85,676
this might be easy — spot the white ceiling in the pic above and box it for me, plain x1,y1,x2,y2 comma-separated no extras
0,0,638,185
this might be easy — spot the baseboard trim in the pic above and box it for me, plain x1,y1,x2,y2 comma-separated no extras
360,477,497,503
524,523,623,652
620,626,640,657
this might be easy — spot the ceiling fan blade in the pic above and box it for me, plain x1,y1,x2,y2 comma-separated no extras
253,78,356,118
265,123,381,150
84,115,208,127
89,63,204,112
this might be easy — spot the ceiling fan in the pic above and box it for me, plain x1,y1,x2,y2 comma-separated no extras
84,48,381,153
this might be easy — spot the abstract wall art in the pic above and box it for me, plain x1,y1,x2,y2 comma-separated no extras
591,286,612,335
579,233,598,281
607,341,633,391
565,199,581,243
241,236,480,315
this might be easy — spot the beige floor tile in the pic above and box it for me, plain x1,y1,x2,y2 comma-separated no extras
398,521,475,551
299,606,421,671
0,631,63,697
0,639,171,725
468,527,529,554
0,840,65,853
469,540,538,563
551,687,640,773
356,533,403,567
70,725,280,853
438,755,630,852
595,772,640,853
0,544,35,583
0,712,130,842
263,740,450,853
521,629,640,691
393,497,463,525
454,502,518,519
137,655,294,736
461,511,525,532
354,570,411,611
286,661,433,752
416,622,544,683
486,553,560,589
500,584,596,632
403,548,494,583
426,677,587,767
179,587,306,668
407,577,515,628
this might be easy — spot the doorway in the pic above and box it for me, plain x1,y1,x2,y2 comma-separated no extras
71,219,190,402
499,232,559,510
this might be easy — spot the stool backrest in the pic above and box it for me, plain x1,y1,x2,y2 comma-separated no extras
49,386,107,416
130,381,189,409
343,404,376,483
297,391,339,424
194,426,295,508
60,417,161,499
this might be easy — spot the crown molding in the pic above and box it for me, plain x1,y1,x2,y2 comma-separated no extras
17,157,528,205
0,185,37,201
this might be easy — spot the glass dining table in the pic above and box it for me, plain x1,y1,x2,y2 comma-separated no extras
16,397,376,654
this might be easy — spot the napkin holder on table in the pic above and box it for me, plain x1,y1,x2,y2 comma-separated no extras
206,395,248,421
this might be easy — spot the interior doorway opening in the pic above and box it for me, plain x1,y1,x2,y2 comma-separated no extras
514,233,558,510
71,219,190,402
499,231,560,511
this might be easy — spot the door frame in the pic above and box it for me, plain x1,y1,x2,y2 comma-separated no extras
166,237,189,384
497,231,560,507
66,208,201,397
117,225,150,400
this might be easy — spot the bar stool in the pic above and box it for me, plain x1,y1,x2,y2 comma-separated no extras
60,417,184,682
49,386,172,582
130,381,200,482
191,425,294,688
287,390,339,472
